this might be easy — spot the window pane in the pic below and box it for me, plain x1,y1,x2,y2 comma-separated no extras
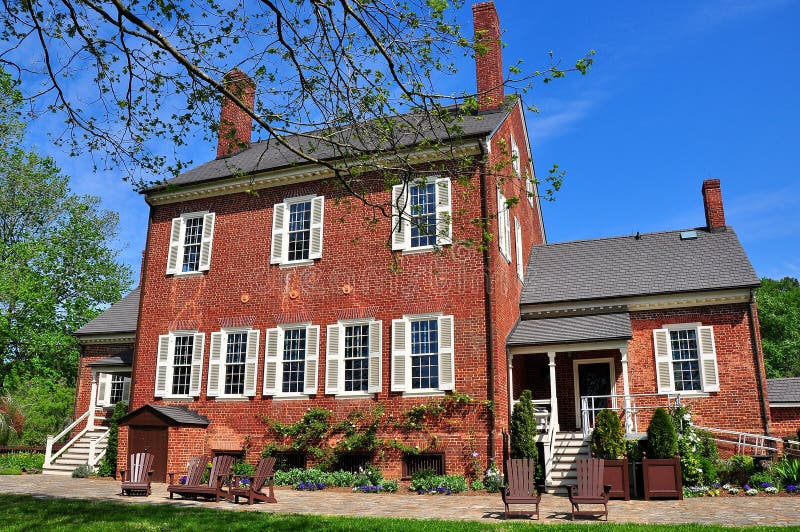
109,374,125,404
287,201,312,261
171,335,194,395
181,217,204,272
282,328,306,393
410,183,436,248
670,329,701,391
344,324,369,392
410,319,438,389
224,332,248,395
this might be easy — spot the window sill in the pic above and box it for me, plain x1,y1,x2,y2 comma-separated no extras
401,390,446,398
159,396,195,401
278,260,314,269
170,271,206,278
212,396,250,402
271,394,310,401
669,391,710,398
335,393,376,400
401,246,435,256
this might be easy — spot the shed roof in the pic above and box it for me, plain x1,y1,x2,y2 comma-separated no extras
507,312,632,347
521,228,759,306
119,404,210,427
767,377,800,405
87,350,133,367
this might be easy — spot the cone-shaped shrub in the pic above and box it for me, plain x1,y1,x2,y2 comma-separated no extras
510,390,538,461
591,409,625,459
647,407,677,459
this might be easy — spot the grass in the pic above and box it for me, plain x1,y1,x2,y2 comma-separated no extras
0,494,795,531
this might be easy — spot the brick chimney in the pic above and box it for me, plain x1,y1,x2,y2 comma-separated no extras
217,68,256,159
702,179,726,232
472,2,504,111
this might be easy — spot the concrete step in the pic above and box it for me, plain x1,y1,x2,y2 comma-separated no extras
60,453,90,461
42,468,74,476
53,458,89,466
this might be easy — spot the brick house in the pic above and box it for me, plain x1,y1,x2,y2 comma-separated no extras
46,2,781,485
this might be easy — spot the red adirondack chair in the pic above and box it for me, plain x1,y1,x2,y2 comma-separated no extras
119,452,154,496
568,458,611,520
501,458,542,520
167,455,234,502
227,456,277,505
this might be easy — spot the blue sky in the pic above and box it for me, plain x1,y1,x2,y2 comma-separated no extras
23,0,800,285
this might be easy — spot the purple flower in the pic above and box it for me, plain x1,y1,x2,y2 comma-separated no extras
471,452,479,458
760,482,773,489
712,483,721,488
786,484,798,493
744,484,751,491
179,476,187,485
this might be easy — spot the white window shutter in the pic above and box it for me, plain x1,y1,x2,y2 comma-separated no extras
244,329,260,396
391,318,408,391
526,169,535,207
270,203,287,264
653,329,673,393
435,177,452,245
325,324,342,394
438,315,455,391
304,325,320,395
207,332,223,397
189,333,205,397
309,196,325,260
263,328,281,395
96,373,110,407
497,188,510,259
697,325,720,392
155,334,171,397
511,136,521,176
166,217,183,274
368,320,383,393
515,217,524,281
391,184,410,250
198,212,215,271
121,377,131,405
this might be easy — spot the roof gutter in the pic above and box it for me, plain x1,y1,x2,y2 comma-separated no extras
478,139,497,462
748,288,771,435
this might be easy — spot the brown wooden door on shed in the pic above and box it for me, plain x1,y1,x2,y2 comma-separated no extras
128,427,168,482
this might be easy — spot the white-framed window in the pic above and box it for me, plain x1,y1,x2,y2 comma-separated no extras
514,217,524,281
155,332,206,398
391,314,454,393
653,323,719,394
207,328,259,398
497,187,511,261
391,177,452,251
263,324,320,396
510,135,521,177
166,212,215,275
325,320,382,395
525,164,536,207
270,195,324,265
96,372,131,407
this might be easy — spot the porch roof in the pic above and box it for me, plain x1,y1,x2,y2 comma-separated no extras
75,287,140,336
767,377,800,406
507,312,632,347
87,349,133,367
119,404,210,427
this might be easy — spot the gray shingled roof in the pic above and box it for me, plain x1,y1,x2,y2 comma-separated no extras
87,350,133,367
520,228,759,306
767,377,800,405
148,106,509,191
120,404,210,426
508,313,632,347
75,288,140,336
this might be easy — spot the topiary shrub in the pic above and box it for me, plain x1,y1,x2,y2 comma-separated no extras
647,408,677,459
591,409,626,459
96,401,127,478
510,390,538,461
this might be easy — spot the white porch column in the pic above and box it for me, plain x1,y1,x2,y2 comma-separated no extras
620,346,633,433
547,351,559,432
507,351,514,423
88,371,98,429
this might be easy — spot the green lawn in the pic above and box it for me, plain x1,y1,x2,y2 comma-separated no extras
0,494,793,531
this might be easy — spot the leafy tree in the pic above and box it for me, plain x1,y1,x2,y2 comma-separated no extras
757,277,800,378
1,372,74,446
0,1,592,212
0,69,133,386
510,390,538,461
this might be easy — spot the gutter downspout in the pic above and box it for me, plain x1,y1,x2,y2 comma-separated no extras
748,288,771,436
478,140,497,461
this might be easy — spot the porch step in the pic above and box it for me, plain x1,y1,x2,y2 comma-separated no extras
42,424,111,476
545,432,591,491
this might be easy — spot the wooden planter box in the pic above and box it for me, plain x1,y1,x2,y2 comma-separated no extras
602,458,630,500
642,456,683,500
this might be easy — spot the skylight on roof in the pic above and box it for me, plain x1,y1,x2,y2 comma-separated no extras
680,231,698,240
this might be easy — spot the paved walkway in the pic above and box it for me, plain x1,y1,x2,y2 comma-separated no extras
1,475,799,527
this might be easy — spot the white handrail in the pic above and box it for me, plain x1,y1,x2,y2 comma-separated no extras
44,410,90,468
88,428,111,468
692,425,784,455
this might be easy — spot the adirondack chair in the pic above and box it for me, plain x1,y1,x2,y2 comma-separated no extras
227,456,277,505
167,455,234,502
568,458,611,520
501,458,542,520
119,453,154,496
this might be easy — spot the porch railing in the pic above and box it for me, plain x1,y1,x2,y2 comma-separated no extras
579,393,683,438
44,408,109,471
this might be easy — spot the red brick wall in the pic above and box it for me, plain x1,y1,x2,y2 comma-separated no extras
75,343,134,427
473,2,504,111
628,304,769,434
770,408,800,438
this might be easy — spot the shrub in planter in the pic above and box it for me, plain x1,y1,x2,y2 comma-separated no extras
643,408,682,500
510,390,538,462
591,409,630,500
